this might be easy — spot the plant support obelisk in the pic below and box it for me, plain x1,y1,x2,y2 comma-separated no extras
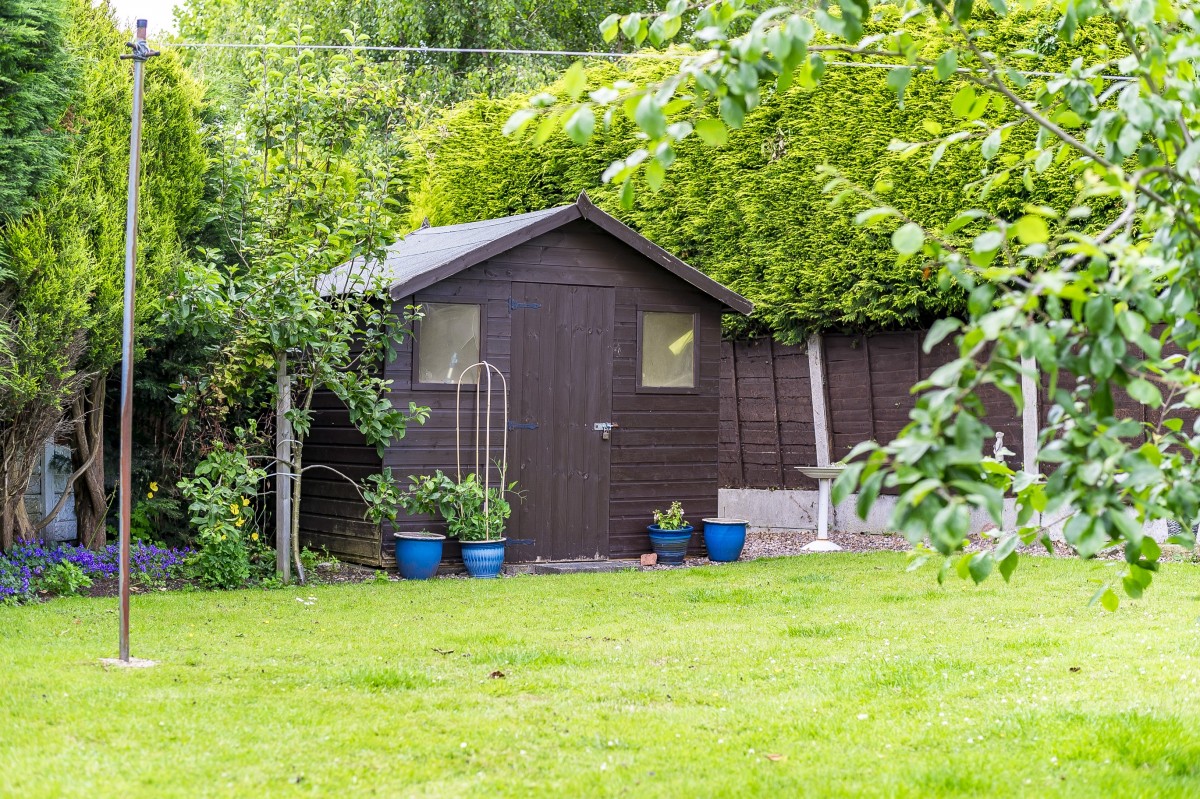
107,20,159,668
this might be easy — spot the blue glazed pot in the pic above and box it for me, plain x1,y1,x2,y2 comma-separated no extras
702,518,748,562
460,539,506,578
393,532,445,580
647,525,694,565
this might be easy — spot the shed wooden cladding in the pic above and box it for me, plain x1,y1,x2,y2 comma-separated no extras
300,194,751,567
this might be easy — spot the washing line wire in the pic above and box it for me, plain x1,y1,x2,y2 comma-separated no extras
163,40,1134,81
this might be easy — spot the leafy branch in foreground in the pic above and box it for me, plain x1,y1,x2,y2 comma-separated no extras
515,0,1200,606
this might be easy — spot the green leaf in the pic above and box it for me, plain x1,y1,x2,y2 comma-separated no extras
886,67,912,107
1100,587,1119,612
502,108,537,137
635,95,666,139
857,470,885,519
832,461,865,505
951,85,976,118
935,50,958,81
924,318,962,352
561,61,587,101
563,106,595,144
1122,575,1143,599
645,158,665,193
998,551,1018,582
968,551,994,584
1141,536,1162,562
1178,140,1200,174
599,14,621,42
620,13,641,41
973,230,1003,253
1013,214,1048,245
855,207,898,227
719,96,745,130
981,128,1002,160
1127,378,1162,408
891,222,925,256
694,118,728,146
618,177,635,210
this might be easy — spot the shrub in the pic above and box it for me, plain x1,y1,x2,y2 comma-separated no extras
178,429,268,590
39,561,91,597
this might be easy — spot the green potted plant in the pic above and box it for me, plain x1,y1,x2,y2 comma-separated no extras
399,470,514,578
647,501,694,565
364,470,445,580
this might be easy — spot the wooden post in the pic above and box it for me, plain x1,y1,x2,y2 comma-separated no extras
1020,356,1039,475
276,355,293,583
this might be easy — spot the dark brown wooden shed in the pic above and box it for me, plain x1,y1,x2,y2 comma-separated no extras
301,192,752,568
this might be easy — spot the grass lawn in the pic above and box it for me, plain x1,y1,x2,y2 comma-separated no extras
2,553,1200,798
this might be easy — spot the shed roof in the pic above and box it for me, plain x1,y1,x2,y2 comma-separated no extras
324,192,753,315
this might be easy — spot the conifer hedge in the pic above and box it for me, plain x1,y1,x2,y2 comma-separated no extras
401,6,1117,340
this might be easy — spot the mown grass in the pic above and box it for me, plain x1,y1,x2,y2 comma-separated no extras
2,553,1200,797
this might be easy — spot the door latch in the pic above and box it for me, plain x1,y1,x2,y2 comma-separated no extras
593,422,618,440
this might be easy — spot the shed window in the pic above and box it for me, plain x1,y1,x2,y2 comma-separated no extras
640,311,696,389
417,303,481,384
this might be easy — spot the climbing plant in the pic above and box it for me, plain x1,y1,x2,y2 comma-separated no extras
169,37,428,582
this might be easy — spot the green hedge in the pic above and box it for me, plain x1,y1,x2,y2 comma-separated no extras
401,6,1118,341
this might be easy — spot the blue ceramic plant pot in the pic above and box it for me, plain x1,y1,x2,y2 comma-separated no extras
702,518,748,562
393,532,445,580
460,539,506,578
647,525,694,565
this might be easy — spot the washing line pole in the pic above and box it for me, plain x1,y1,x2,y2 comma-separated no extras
112,20,158,666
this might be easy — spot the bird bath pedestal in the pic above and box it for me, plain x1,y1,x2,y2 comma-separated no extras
795,465,845,552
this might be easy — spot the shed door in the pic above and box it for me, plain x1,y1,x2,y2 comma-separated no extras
509,282,614,561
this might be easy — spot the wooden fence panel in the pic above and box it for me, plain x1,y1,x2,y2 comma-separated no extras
719,339,817,489
719,327,1195,492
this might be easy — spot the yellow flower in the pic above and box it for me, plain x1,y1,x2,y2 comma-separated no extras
150,482,159,492
242,497,250,506
251,532,259,541
220,534,226,541
230,503,240,516
146,492,153,499
236,518,245,528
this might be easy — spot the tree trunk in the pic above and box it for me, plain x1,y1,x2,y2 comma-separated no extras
71,376,108,550
290,440,305,584
0,446,39,549
288,384,316,584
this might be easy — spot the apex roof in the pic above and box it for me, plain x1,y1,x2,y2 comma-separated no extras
325,191,752,315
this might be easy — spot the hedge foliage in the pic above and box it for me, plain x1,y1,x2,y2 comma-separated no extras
0,0,205,429
0,0,74,220
402,5,1118,341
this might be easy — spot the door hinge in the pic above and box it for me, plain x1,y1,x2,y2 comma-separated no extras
509,298,541,311
508,421,538,430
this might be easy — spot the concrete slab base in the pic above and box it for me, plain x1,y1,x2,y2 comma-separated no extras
531,561,639,575
801,539,843,552
99,657,157,669
719,488,1171,542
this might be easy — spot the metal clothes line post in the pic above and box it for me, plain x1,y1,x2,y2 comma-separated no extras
112,20,158,666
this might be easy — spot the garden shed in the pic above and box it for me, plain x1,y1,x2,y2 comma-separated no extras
302,192,752,568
